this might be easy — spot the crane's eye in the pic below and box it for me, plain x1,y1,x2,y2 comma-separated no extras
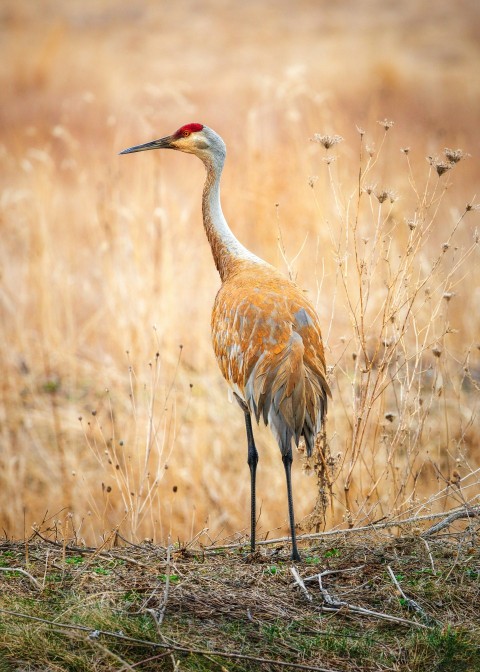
182,130,190,137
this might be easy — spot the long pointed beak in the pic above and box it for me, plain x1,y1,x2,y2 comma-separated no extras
119,135,174,155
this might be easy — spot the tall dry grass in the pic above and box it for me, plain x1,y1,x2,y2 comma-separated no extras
0,0,479,545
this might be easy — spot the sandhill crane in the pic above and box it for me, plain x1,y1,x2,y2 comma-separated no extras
120,123,330,561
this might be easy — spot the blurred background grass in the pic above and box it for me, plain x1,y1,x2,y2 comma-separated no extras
1,0,479,545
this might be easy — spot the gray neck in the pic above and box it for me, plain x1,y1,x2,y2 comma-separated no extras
201,153,264,281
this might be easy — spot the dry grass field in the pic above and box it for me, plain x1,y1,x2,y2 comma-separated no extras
1,0,480,549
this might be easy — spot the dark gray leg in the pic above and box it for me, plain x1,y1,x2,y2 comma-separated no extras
282,447,301,562
244,412,258,553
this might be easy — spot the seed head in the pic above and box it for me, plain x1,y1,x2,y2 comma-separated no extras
451,470,461,485
377,118,394,131
375,189,397,204
312,134,343,150
444,148,469,164
308,175,319,188
432,345,442,358
443,291,455,301
427,156,453,177
363,184,376,195
401,147,410,155
406,218,417,230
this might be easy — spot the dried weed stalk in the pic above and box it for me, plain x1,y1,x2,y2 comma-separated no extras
309,122,479,528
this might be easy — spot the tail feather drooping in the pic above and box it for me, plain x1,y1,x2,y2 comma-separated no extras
246,331,328,457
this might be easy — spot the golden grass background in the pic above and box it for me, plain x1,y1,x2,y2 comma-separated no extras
1,0,479,545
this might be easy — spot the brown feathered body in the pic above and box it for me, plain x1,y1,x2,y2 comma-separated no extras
212,260,329,456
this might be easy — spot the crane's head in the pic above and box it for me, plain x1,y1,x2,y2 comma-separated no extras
119,123,226,165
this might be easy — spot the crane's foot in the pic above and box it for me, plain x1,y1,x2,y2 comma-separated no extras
290,546,302,562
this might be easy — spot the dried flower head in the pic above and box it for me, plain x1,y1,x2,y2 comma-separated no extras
377,118,394,131
312,134,343,150
443,291,455,301
466,203,480,212
451,470,461,485
366,144,375,157
363,184,376,195
432,345,442,358
375,189,397,204
308,175,318,188
384,412,396,423
401,147,410,155
406,218,417,230
427,156,453,177
444,148,469,164
323,155,336,164
436,161,452,176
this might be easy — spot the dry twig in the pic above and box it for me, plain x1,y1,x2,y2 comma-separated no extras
205,507,479,553
387,565,438,625
0,608,340,672
291,565,313,602
0,566,43,591
421,506,480,537
299,565,431,629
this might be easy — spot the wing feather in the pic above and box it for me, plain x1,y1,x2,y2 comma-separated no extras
211,263,331,456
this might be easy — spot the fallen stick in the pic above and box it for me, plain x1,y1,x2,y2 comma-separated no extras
387,565,438,626
421,507,480,537
297,565,431,630
0,608,341,672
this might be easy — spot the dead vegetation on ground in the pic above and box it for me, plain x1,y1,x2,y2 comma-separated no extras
1,509,479,671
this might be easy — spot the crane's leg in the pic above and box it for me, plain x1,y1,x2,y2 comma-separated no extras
244,411,258,553
282,447,301,562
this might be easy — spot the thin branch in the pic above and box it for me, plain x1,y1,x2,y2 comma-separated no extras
420,537,436,574
130,651,172,668
30,529,153,567
206,506,480,552
387,566,438,626
0,566,43,591
291,566,313,602
135,541,179,621
152,540,173,625
87,637,136,671
0,608,340,672
312,567,430,629
421,507,480,537
319,601,430,629
303,565,365,584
